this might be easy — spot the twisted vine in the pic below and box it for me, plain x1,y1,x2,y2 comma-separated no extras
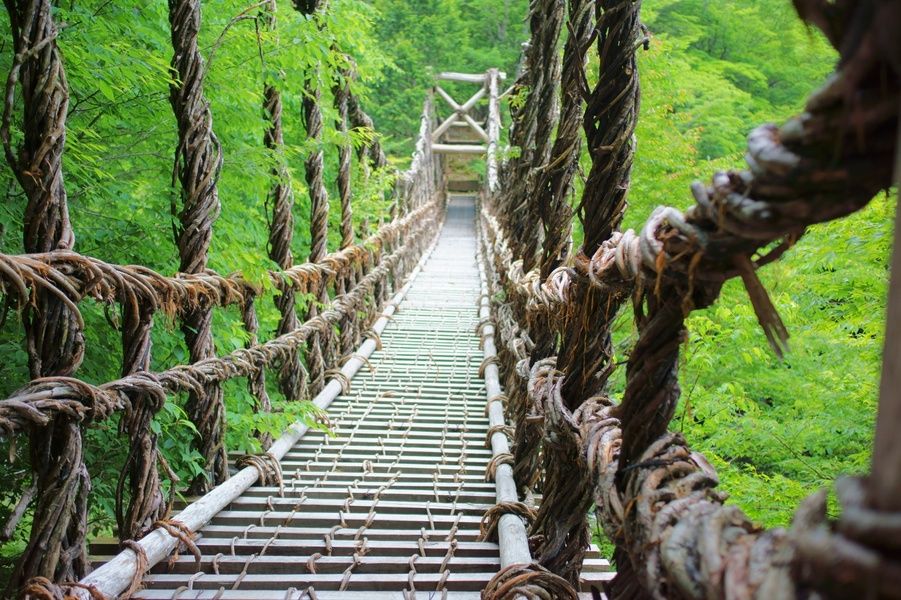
168,0,227,493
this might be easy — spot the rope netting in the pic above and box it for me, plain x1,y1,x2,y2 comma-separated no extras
480,0,900,598
0,0,444,595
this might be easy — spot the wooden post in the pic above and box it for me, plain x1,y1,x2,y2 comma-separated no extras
487,68,501,193
871,114,901,511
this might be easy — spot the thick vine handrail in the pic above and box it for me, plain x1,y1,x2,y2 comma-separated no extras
481,0,900,598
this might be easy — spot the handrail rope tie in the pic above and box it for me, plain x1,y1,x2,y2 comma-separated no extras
485,393,509,417
153,519,201,570
478,354,500,378
236,453,284,495
484,452,515,482
485,424,515,448
481,562,578,600
478,501,537,542
324,367,352,394
120,539,149,599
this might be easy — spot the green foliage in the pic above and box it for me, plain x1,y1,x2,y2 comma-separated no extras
604,0,888,533
365,0,529,157
0,0,394,578
0,0,889,580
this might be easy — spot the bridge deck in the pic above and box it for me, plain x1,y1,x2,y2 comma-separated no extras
94,196,610,598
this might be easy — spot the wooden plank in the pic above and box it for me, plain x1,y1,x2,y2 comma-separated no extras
195,524,487,543
94,538,506,558
135,591,485,599
141,571,614,592
223,497,491,516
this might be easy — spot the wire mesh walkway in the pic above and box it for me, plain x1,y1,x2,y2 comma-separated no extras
92,195,610,598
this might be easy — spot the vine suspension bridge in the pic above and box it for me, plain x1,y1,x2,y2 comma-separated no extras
1,1,900,599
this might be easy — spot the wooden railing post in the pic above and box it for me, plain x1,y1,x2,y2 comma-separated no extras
486,68,501,193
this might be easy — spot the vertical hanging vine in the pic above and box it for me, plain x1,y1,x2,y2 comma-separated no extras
1,0,91,588
262,2,306,403
525,0,598,580
531,0,644,586
168,0,227,493
558,0,642,410
296,0,332,395
501,0,564,272
116,293,166,542
334,64,354,251
511,0,594,495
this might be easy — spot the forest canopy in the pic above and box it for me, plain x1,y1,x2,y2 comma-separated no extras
0,0,890,581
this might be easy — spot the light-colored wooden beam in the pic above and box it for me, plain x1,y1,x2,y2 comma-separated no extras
431,111,460,142
486,68,501,192
461,113,490,142
435,85,462,110
437,71,487,84
431,143,487,155
437,71,507,83
476,226,532,569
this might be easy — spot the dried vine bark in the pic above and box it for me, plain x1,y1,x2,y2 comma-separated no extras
116,295,165,542
0,202,442,437
303,81,330,396
242,290,273,449
500,0,564,271
348,90,387,170
599,6,899,595
532,0,644,586
168,0,227,493
558,0,642,408
295,0,334,396
511,0,594,496
1,0,92,588
525,0,595,573
261,0,305,403
492,0,565,501
334,66,354,250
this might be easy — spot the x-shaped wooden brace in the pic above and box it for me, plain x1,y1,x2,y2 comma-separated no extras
431,85,489,143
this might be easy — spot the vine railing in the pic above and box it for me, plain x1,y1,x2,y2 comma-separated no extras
479,1,900,599
0,0,444,596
